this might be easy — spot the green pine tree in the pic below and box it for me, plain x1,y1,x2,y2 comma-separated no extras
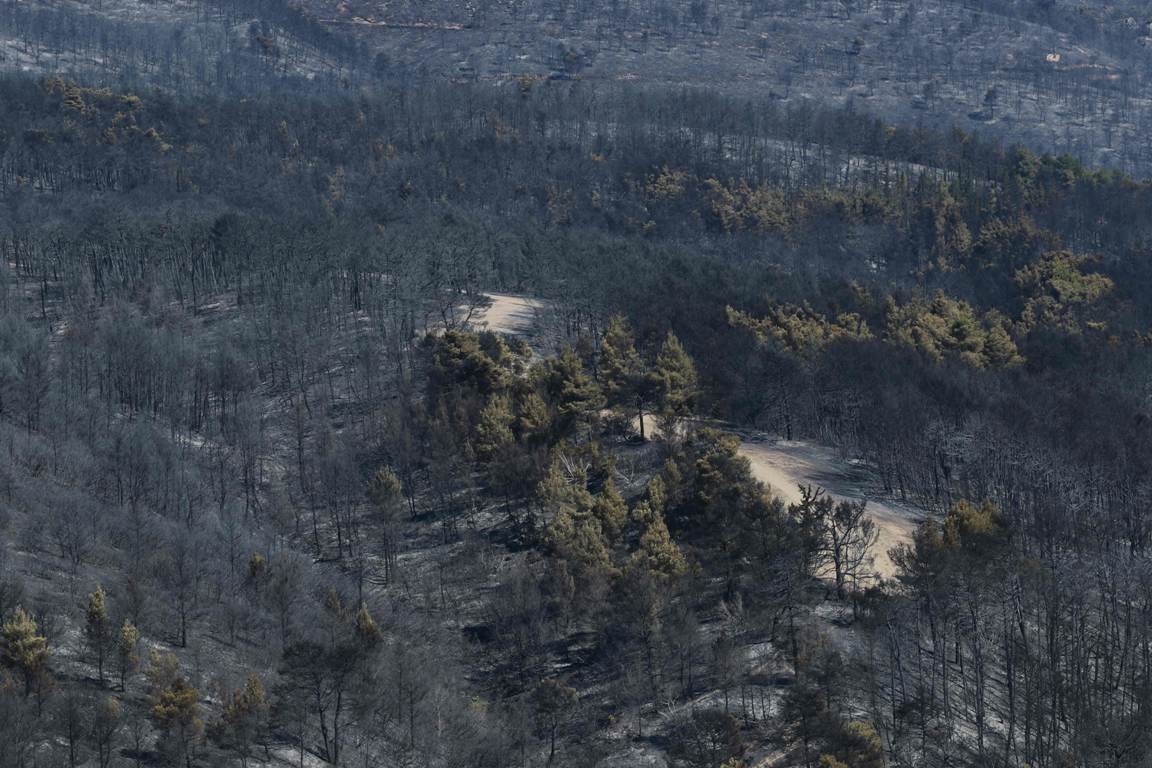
537,347,603,435
599,315,651,438
117,620,140,692
651,330,698,435
629,508,688,581
2,605,49,695
592,478,628,543
540,462,617,588
85,584,111,683
474,394,516,460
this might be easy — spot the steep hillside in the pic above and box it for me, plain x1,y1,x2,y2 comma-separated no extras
0,0,367,93
306,0,1152,173
4,0,1152,173
3,73,1152,767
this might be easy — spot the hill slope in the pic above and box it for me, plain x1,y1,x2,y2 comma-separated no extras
4,0,1152,172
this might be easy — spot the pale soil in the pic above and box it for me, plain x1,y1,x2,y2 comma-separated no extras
739,438,922,581
467,292,547,337
637,414,924,581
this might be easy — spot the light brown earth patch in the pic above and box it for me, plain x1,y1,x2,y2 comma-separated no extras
468,292,547,337
739,438,921,581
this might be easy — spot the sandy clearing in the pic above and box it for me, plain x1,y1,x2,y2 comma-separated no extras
467,292,547,337
739,438,922,581
637,416,923,581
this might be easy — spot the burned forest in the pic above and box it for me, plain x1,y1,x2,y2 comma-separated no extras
2,1,1152,767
